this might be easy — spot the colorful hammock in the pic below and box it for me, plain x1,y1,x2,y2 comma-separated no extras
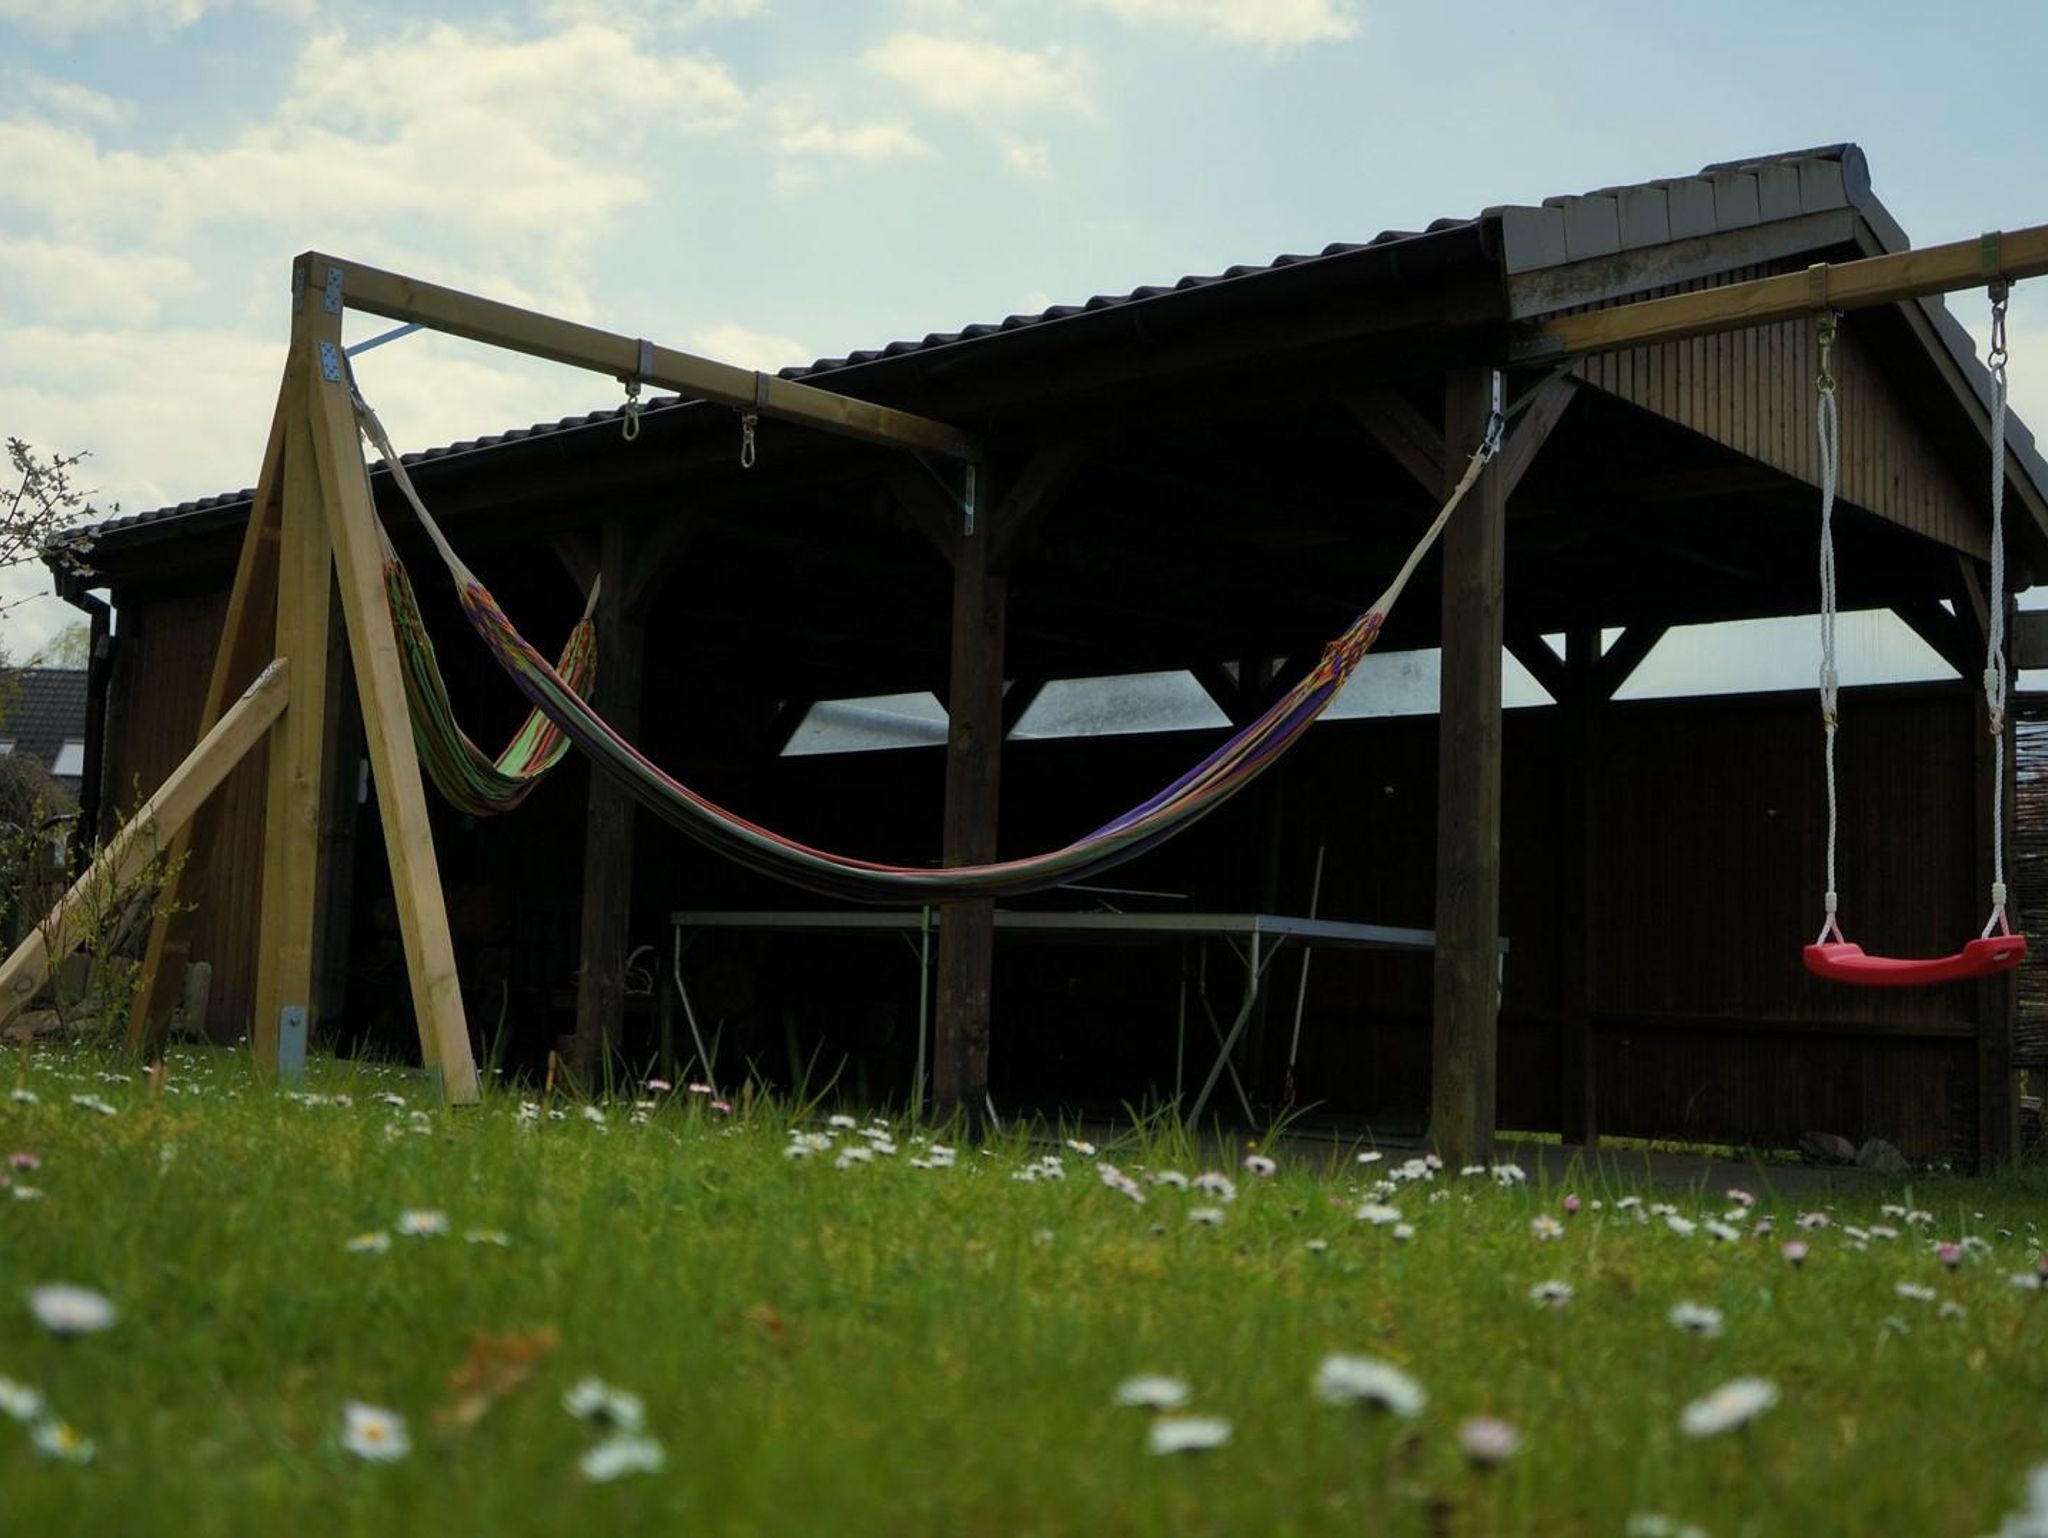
353,384,1502,903
386,544,598,816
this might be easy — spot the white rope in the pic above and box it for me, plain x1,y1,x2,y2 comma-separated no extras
1983,286,2013,938
1815,319,1843,946
1368,373,1504,617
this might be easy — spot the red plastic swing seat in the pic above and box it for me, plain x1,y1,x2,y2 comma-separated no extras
1803,934,2028,988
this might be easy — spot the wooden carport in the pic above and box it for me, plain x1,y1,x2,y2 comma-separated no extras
55,143,2048,1165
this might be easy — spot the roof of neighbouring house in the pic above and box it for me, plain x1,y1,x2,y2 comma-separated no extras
1,669,88,784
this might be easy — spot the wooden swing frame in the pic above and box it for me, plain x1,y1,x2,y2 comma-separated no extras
0,222,2041,1100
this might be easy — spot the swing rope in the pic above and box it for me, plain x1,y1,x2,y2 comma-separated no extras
1984,280,2013,938
1815,315,1843,946
1806,290,2027,985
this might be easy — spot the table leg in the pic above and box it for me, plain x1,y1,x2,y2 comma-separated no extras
1188,932,1279,1126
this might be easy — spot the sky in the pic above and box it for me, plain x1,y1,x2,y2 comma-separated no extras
2,0,2046,700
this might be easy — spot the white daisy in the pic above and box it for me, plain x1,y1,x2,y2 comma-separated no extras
1113,1374,1191,1409
1188,1206,1226,1226
27,1284,116,1335
1355,1203,1401,1226
1242,1154,1277,1179
1391,1222,1416,1241
463,1229,510,1247
579,1433,666,1482
1458,1415,1520,1467
341,1401,411,1461
1665,1215,1698,1238
1355,1151,1383,1165
1678,1376,1779,1437
396,1210,449,1238
563,1377,645,1433
1147,1415,1232,1455
30,1418,94,1464
1192,1172,1237,1203
0,1376,44,1423
345,1232,392,1254
1314,1354,1426,1416
1529,1214,1564,1241
827,1114,857,1129
1894,1282,1936,1302
1667,1301,1723,1338
1528,1280,1574,1308
8,1089,38,1105
68,1095,116,1117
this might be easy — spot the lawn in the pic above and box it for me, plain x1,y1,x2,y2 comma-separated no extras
3,1045,2046,1537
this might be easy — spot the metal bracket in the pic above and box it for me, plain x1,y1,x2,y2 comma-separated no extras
962,462,979,538
323,264,344,315
277,1005,307,1086
318,340,343,383
1982,230,2005,282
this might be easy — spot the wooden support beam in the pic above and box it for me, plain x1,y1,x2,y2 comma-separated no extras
1559,625,1599,1147
301,251,981,462
623,514,707,616
987,444,1086,574
1,662,289,1029
2017,609,2048,673
1505,625,1566,704
1344,388,1443,496
252,374,336,1077
571,519,647,1085
1190,661,1245,725
760,698,813,760
1496,376,1579,501
1430,367,1506,1167
1512,220,2048,362
305,341,481,1103
127,367,292,1056
1891,598,1976,679
547,532,599,597
933,470,1004,1128
1597,625,1668,700
885,472,958,558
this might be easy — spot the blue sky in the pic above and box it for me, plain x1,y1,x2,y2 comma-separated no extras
2,0,2045,696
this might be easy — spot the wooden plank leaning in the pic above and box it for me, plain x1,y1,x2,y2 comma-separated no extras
302,345,481,1103
125,365,293,1055
1,661,291,1031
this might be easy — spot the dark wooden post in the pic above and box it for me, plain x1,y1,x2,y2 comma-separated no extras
1431,367,1505,1167
570,519,646,1084
1559,623,1599,1146
935,472,1004,1128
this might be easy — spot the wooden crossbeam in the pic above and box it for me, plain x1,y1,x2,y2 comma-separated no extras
1505,625,1567,703
1513,221,2048,362
301,251,980,462
1892,597,1976,679
2,662,289,1030
1597,625,1668,700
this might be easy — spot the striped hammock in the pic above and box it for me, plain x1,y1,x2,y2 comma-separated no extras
387,551,597,816
354,388,1497,903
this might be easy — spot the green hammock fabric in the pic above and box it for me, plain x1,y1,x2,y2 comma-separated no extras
386,557,596,816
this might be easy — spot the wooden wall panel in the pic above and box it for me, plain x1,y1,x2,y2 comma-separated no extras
105,590,269,1042
1575,265,1985,557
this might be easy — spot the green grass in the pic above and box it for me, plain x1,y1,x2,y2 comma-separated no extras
3,1045,2047,1537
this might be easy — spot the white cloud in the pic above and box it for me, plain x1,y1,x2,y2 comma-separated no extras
684,321,811,372
776,117,933,165
0,0,309,41
999,137,1052,179
1077,0,1359,51
2,69,135,126
864,33,1092,119
0,237,195,326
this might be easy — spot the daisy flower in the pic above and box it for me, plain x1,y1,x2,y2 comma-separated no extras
1242,1154,1277,1179
1188,1206,1226,1226
580,1434,666,1482
1666,1301,1723,1338
1458,1416,1520,1468
27,1284,116,1336
1678,1377,1779,1437
345,1232,392,1254
1192,1172,1237,1203
1147,1416,1232,1455
341,1402,411,1462
1781,1240,1809,1266
396,1210,449,1238
1314,1355,1426,1416
0,1376,44,1423
1894,1282,1937,1302
563,1377,645,1433
1528,1280,1574,1308
30,1418,94,1464
1355,1150,1383,1166
463,1229,511,1247
8,1152,39,1171
1355,1203,1401,1226
1152,1170,1190,1190
68,1095,116,1117
1529,1214,1564,1241
1113,1374,1191,1409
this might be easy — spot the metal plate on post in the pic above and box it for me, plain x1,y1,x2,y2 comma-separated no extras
277,1005,307,1086
319,341,343,383
323,264,344,315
